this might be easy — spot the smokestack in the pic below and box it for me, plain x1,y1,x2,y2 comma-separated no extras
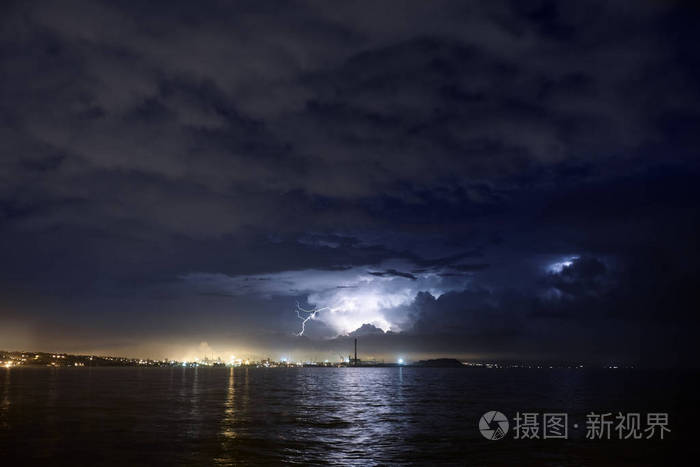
354,338,357,366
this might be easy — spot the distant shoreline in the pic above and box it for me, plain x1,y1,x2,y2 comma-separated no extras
2,350,637,369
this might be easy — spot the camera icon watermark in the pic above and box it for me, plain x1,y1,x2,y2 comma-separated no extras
479,411,509,440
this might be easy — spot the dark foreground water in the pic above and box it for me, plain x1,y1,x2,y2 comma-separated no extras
1,367,698,466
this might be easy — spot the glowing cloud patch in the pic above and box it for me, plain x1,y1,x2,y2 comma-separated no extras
547,255,580,274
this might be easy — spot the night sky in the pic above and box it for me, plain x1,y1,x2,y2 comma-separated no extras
1,0,699,366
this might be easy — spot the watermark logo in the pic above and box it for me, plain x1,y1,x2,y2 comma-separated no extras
476,411,670,440
479,411,509,440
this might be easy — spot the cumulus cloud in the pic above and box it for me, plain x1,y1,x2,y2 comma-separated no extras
182,260,470,336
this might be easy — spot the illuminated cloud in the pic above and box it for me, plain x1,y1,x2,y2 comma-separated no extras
183,261,470,336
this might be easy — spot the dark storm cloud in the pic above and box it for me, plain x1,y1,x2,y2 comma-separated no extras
450,263,491,272
542,256,612,298
3,1,696,237
367,269,417,280
1,0,699,365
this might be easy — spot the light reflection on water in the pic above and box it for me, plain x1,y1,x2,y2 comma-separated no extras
0,367,692,466
0,368,9,430
221,367,236,440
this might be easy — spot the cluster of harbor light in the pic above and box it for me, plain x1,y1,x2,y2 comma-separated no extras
178,356,356,368
0,350,365,368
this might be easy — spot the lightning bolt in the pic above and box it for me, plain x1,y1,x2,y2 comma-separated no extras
295,302,330,336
